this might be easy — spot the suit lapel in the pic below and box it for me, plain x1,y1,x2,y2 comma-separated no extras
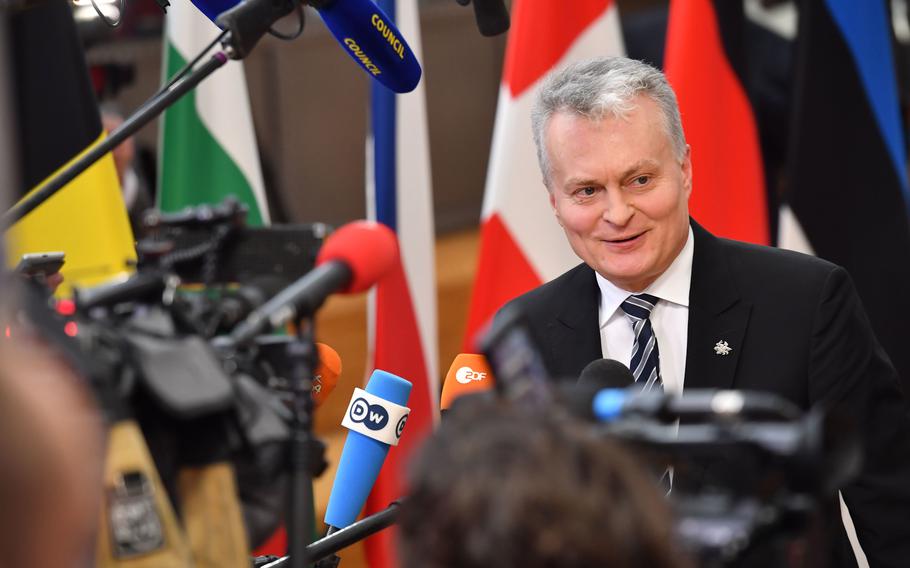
684,222,751,391
546,265,602,380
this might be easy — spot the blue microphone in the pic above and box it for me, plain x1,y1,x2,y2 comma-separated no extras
190,0,422,93
313,0,422,93
325,369,412,530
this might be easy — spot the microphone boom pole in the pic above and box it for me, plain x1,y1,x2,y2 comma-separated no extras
1,52,227,230
0,0,297,231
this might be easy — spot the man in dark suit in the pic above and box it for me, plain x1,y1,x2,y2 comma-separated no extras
505,56,910,567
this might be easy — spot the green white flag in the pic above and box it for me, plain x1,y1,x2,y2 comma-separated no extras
159,1,270,226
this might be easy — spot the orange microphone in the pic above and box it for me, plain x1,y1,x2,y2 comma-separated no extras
440,353,495,411
313,343,342,407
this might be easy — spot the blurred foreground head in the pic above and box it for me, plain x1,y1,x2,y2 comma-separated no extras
400,400,690,568
0,337,104,568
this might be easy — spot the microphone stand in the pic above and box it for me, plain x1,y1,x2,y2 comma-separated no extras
211,273,330,568
262,500,404,567
285,316,328,568
219,257,360,567
0,0,298,231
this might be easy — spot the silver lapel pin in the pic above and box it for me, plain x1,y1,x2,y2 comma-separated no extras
714,340,732,356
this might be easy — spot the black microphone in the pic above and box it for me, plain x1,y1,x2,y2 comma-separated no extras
566,359,634,421
578,358,635,390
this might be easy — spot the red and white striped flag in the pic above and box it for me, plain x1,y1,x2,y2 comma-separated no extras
364,0,437,566
463,0,625,348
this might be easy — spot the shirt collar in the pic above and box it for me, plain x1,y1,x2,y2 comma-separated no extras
596,226,694,327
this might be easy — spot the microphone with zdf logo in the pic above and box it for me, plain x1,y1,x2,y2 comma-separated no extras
312,342,342,407
324,369,412,532
440,353,494,412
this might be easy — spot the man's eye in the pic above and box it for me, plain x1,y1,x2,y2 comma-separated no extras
577,187,596,197
632,175,650,186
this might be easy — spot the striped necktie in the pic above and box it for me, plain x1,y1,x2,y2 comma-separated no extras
620,293,663,391
621,293,671,492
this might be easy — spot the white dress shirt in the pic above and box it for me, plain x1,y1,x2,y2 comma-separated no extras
596,226,694,395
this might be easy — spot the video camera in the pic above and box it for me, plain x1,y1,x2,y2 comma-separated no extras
477,303,863,567
6,199,330,554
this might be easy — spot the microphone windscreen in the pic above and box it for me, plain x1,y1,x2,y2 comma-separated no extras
324,369,411,529
314,0,422,93
316,221,399,293
566,359,634,421
578,358,635,390
312,342,342,407
440,353,494,410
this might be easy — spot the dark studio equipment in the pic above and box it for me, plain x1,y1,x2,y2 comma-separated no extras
600,397,861,567
2,0,423,559
72,202,330,562
4,200,405,567
210,215,399,568
472,303,865,568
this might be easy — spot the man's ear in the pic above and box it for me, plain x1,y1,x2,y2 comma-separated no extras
548,188,563,227
681,145,693,198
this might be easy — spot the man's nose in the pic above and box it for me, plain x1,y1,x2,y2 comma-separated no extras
601,190,634,226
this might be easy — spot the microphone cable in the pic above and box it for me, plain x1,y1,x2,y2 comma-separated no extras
88,0,126,27
267,0,305,40
89,0,305,39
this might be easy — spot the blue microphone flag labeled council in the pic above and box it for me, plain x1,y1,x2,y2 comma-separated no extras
315,0,422,93
187,0,422,93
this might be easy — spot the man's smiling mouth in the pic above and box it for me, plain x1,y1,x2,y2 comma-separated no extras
605,231,645,244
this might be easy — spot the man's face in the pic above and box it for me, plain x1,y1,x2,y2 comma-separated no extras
545,95,692,292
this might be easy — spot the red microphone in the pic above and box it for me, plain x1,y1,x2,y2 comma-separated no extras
440,353,495,411
315,220,398,293
230,221,398,345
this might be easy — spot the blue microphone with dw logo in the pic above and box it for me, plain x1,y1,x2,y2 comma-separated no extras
324,369,412,531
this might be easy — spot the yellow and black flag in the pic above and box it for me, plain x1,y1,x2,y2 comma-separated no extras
5,0,135,293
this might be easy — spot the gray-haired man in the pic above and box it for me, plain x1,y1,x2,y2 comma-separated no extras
504,56,910,567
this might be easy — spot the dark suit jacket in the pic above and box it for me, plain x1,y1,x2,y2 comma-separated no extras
504,221,910,567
